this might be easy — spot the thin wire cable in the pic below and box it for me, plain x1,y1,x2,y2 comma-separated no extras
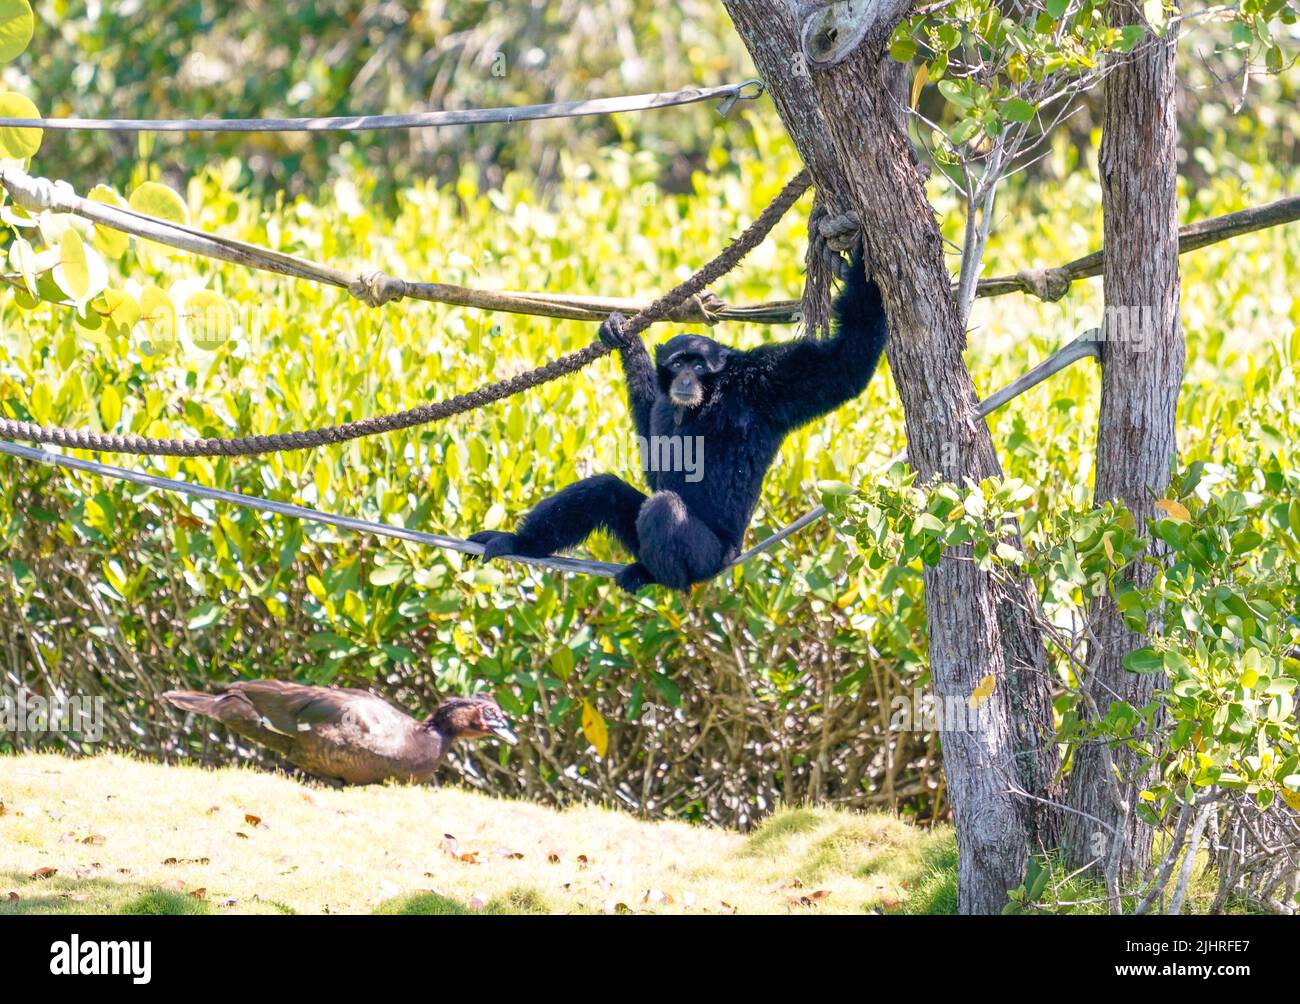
0,81,764,133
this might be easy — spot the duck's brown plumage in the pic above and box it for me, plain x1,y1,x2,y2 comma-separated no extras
163,681,516,785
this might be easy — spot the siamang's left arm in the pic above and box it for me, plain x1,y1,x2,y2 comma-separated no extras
743,254,889,433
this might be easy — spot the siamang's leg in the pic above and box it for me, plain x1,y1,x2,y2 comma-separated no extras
628,491,730,591
469,474,646,560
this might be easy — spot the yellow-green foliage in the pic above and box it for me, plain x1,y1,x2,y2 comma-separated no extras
1,117,1298,821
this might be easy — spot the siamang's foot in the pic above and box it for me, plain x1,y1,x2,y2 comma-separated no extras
468,530,519,562
598,311,634,349
614,562,656,594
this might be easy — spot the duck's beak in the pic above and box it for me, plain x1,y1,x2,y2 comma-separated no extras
490,723,519,746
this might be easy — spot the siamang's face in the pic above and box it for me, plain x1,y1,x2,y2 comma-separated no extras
656,335,730,411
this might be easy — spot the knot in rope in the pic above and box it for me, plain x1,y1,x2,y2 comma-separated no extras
666,291,725,325
1015,267,1071,302
349,269,408,307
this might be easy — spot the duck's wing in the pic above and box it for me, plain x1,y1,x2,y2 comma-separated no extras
166,686,298,756
227,681,412,739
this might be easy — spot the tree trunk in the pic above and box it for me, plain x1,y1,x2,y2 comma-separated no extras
1064,3,1184,879
724,0,1059,912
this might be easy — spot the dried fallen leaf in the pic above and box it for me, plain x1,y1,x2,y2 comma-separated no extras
788,890,832,908
31,867,57,880
233,831,249,840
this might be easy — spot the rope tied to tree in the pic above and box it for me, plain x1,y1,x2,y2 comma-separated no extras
1014,266,1072,302
0,170,812,457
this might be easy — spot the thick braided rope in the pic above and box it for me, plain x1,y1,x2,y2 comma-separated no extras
0,171,811,457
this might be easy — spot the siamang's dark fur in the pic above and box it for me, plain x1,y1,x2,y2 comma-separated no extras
469,253,889,592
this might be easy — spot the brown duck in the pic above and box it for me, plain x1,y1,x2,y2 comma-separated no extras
163,681,517,785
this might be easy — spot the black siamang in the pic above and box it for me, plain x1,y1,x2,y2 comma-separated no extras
469,252,889,593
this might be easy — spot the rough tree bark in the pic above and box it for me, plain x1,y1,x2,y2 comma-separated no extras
723,0,1060,912
1060,3,1185,879
1065,4,1184,878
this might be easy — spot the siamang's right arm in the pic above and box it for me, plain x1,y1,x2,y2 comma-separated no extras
744,252,889,433
599,313,657,438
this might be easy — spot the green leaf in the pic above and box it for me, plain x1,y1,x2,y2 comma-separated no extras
1123,647,1165,674
1116,25,1146,52
0,90,42,158
937,79,973,110
1001,98,1036,123
52,228,108,304
951,117,980,144
0,0,33,64
87,184,131,258
128,181,189,259
369,564,406,586
890,37,917,63
186,601,223,630
99,383,122,429
549,647,575,681
8,235,37,294
128,181,189,224
183,289,234,351
817,480,857,497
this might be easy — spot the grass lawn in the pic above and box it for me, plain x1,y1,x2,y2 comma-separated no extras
0,752,956,915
